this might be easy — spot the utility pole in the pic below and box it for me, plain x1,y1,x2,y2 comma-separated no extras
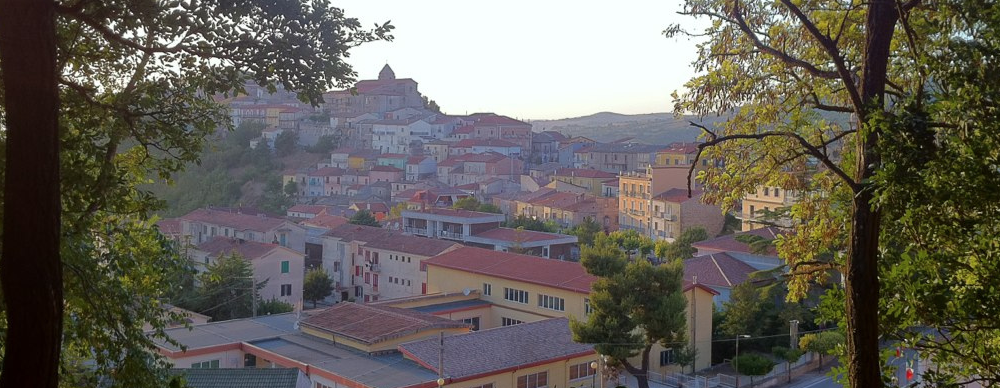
790,320,799,349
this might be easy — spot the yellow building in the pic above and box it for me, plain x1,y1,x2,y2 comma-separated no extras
741,185,798,231
619,166,692,238
654,142,709,167
424,246,716,373
649,188,725,241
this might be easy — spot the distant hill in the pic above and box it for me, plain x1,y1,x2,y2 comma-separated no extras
529,112,727,145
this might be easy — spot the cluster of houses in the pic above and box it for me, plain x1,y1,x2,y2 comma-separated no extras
158,65,805,388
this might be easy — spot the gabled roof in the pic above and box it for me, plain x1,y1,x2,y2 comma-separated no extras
398,318,593,379
300,214,349,230
652,188,702,203
155,218,183,236
470,113,529,127
425,246,718,296
180,208,292,232
324,224,460,257
300,303,468,345
660,141,702,155
351,202,390,213
170,368,304,388
691,227,784,256
683,252,759,288
195,237,296,260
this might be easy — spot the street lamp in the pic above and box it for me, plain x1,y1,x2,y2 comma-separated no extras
436,378,445,388
734,334,750,388
590,361,598,388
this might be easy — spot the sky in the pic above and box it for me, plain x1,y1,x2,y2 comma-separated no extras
337,1,704,120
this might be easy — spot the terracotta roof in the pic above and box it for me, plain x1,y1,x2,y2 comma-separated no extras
195,237,288,260
552,168,617,179
155,218,183,236
691,227,784,256
527,192,586,208
181,208,290,232
300,303,468,345
300,214,349,229
453,125,475,134
683,252,759,288
351,202,390,213
652,188,702,203
660,142,702,154
425,246,718,296
407,156,430,164
471,114,529,127
398,318,594,379
324,224,460,257
424,247,598,293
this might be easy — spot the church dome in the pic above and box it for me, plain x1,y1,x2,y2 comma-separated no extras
378,64,395,80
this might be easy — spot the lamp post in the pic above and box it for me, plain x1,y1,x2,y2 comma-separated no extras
734,334,750,388
590,360,598,388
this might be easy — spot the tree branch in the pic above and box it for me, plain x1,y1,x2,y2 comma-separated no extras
727,4,842,80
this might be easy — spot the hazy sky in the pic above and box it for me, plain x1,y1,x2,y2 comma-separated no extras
337,1,703,120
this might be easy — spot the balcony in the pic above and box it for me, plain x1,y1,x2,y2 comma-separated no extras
404,226,428,236
367,263,381,272
438,230,465,240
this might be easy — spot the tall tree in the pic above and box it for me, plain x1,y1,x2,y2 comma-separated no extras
571,235,687,388
0,0,60,387
303,268,334,308
0,0,391,385
669,0,998,384
193,253,267,322
654,227,708,261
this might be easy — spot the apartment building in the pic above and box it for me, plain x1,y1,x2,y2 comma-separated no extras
423,246,716,373
618,166,693,238
648,188,725,241
178,208,306,253
321,224,462,303
549,168,618,197
573,142,662,172
742,185,799,231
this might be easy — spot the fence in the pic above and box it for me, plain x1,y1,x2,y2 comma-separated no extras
646,352,819,388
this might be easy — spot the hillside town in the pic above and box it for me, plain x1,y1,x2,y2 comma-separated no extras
150,66,840,388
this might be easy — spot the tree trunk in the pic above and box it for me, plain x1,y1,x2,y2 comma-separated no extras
845,1,897,387
622,345,652,388
0,0,62,386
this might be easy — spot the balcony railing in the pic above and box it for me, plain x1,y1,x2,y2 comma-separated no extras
404,226,428,235
438,230,464,240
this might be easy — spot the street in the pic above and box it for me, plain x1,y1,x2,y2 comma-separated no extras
785,373,843,388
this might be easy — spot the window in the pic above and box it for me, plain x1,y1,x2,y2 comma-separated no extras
774,188,781,197
538,294,565,311
501,317,523,327
191,359,220,369
569,362,596,380
462,316,481,331
469,384,495,388
763,187,770,196
517,371,548,388
281,284,292,296
504,287,529,304
281,261,290,274
483,283,492,296
660,349,676,366
333,262,341,272
585,298,593,316
749,205,756,215
316,383,334,388
420,262,427,272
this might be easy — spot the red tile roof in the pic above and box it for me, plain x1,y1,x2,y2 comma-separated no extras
407,156,430,164
195,237,289,260
660,142,703,154
453,125,475,134
552,168,617,179
471,114,529,126
287,204,328,215
300,303,468,345
181,208,291,232
351,202,390,213
652,188,702,203
324,224,460,257
683,252,759,288
155,218,183,236
691,227,784,256
425,246,718,295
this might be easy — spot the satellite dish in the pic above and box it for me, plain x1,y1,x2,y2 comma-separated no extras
462,288,471,296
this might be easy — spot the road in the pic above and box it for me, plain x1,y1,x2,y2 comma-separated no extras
785,374,843,388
